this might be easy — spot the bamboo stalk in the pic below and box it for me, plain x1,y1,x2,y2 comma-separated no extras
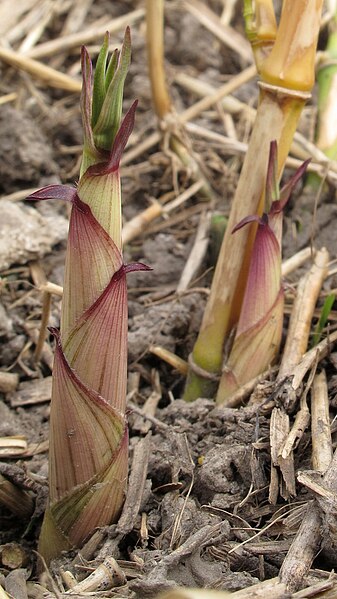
185,85,309,401
184,0,324,403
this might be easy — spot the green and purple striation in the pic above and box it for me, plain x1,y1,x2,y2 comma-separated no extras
217,142,310,402
28,30,150,561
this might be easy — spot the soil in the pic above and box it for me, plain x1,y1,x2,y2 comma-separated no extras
0,1,337,598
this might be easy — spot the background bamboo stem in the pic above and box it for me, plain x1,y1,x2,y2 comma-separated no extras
184,0,324,403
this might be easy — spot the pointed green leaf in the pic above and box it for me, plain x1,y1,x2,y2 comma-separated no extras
92,32,110,129
93,27,131,150
80,47,101,175
105,47,119,91
312,293,336,346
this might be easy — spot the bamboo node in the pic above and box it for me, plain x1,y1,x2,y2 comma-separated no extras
188,353,220,381
258,81,311,101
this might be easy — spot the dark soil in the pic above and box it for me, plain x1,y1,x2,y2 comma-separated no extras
0,1,337,598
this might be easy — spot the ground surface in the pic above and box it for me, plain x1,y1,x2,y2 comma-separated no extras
1,1,337,598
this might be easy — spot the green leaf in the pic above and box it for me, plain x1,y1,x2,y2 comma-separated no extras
312,293,336,347
92,32,110,129
93,27,131,150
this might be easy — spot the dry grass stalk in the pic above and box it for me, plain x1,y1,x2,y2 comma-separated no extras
0,92,17,106
279,503,325,594
18,4,57,53
173,578,288,599
180,64,257,124
269,247,329,501
176,71,337,175
280,360,318,462
184,122,247,152
115,433,152,538
0,473,34,518
177,211,211,292
122,180,204,244
281,447,337,592
64,557,125,593
278,370,332,591
163,180,205,213
278,247,329,379
288,328,337,395
149,346,188,375
146,0,171,120
185,0,252,63
131,371,162,434
45,0,95,71
223,367,277,408
0,0,38,37
122,201,162,244
311,370,332,473
146,0,212,200
142,204,205,238
122,64,256,167
25,9,145,59
0,46,81,92
156,576,337,599
39,281,63,297
185,121,337,185
0,436,27,456
175,71,256,120
34,290,51,363
4,569,29,599
269,408,296,501
1,187,38,202
281,247,314,277
159,589,232,598
59,0,94,36
6,0,57,46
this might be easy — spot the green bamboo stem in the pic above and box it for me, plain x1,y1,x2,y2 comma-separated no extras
307,3,337,189
243,0,277,69
184,0,323,403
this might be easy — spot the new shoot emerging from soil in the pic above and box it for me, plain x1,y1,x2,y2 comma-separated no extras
28,30,149,563
184,0,323,404
218,142,310,401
